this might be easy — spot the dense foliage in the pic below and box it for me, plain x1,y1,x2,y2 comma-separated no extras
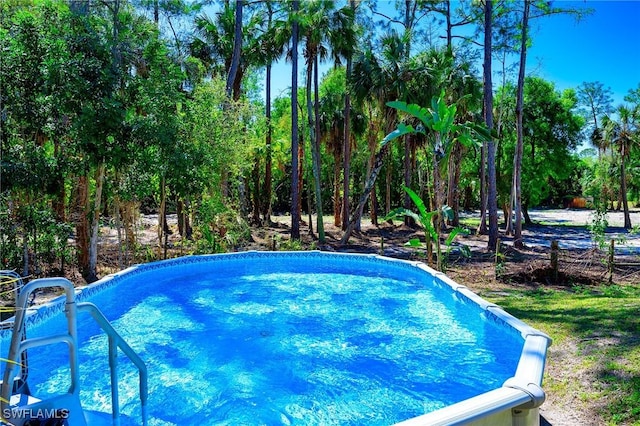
1,0,638,281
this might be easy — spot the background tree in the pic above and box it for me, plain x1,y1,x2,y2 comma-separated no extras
577,81,614,157
603,105,639,228
483,0,499,251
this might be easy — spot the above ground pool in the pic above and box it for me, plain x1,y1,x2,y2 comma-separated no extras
0,252,551,425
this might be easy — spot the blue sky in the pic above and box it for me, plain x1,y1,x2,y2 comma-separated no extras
269,1,640,108
526,0,640,106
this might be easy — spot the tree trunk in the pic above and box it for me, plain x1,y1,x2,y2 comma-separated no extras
514,0,530,249
298,134,304,223
477,142,487,234
251,156,261,225
263,61,273,224
433,134,445,216
158,175,166,247
226,0,243,99
403,135,412,226
122,200,137,262
342,0,355,231
362,149,378,228
87,162,106,283
290,0,301,240
114,195,124,270
433,133,445,270
74,174,90,280
485,0,499,251
333,151,342,227
463,185,473,211
311,55,325,242
523,202,532,226
446,142,462,226
341,143,390,244
621,159,632,228
153,0,159,24
385,159,391,220
176,198,192,240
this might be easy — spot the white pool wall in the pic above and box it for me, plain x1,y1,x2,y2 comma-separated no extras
394,262,552,426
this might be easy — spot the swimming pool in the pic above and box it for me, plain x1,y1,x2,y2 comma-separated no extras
1,252,550,425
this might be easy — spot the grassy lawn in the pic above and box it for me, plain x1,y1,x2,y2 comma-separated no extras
484,284,640,425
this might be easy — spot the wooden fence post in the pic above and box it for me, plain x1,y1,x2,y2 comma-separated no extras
550,240,559,284
608,239,615,284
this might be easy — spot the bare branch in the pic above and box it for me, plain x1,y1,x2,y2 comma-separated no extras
372,10,405,27
439,34,483,47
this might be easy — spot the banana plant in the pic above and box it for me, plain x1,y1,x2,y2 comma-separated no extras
384,186,470,271
340,91,489,245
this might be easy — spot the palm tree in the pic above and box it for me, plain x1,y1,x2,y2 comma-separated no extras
253,0,288,224
192,3,263,100
349,31,419,226
342,0,358,230
317,68,366,227
297,0,355,243
603,105,639,229
290,0,301,240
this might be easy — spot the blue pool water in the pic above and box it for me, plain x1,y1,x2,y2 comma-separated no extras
2,253,524,425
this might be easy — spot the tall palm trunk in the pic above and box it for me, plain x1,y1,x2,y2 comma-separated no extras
227,0,243,99
341,1,355,230
333,149,342,227
309,54,325,242
298,133,304,223
433,133,445,270
514,0,530,249
290,0,301,240
446,142,462,226
263,61,273,223
485,0,499,251
477,143,487,234
621,153,632,228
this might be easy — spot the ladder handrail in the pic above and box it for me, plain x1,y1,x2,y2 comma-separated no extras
1,278,148,426
1,278,79,415
77,302,148,426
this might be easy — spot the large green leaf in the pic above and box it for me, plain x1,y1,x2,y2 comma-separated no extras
402,185,428,222
441,205,454,221
455,132,479,148
445,226,469,245
382,207,421,225
381,122,415,147
404,238,423,247
386,101,432,127
468,122,493,141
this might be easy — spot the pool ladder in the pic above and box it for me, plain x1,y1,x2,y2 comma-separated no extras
0,277,148,426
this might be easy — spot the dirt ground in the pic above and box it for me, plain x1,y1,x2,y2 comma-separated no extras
12,208,640,425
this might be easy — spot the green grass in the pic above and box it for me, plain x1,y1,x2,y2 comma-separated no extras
459,217,480,228
484,284,640,425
